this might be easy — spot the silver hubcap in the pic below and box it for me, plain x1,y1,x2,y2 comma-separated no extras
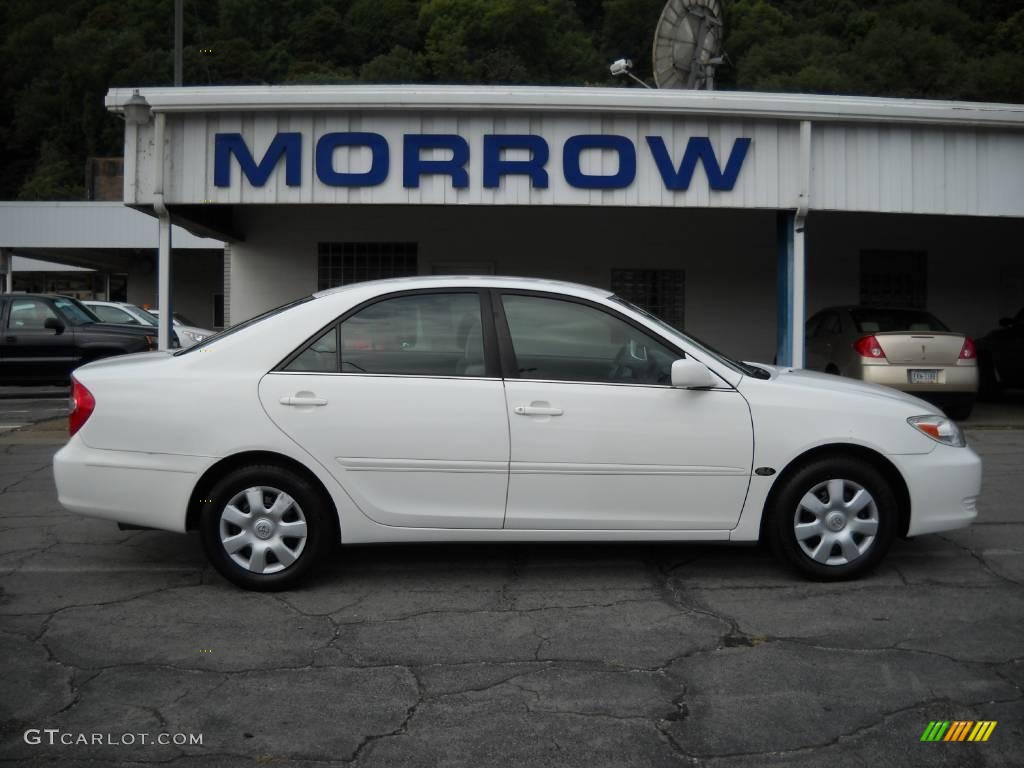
793,478,879,566
219,486,307,574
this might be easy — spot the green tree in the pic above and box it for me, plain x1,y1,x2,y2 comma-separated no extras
419,0,602,83
18,140,84,200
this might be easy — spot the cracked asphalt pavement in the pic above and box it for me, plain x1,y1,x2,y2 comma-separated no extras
0,423,1022,767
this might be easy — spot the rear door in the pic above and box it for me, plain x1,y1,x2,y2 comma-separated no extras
259,289,511,529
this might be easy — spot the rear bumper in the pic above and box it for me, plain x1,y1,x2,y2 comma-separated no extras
53,436,207,533
891,444,982,537
858,362,978,394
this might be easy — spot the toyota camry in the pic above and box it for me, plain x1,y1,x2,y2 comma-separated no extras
53,277,982,590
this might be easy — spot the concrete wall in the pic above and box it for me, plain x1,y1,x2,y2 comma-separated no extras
231,205,779,362
126,249,224,330
229,205,1024,364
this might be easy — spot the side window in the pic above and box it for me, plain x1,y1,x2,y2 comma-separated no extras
283,326,338,373
826,312,843,335
339,293,484,376
93,306,137,324
9,299,59,330
501,294,677,385
806,313,822,339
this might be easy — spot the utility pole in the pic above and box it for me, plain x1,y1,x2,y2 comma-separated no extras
174,0,183,86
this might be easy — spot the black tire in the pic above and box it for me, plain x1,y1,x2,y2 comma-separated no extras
825,365,840,375
977,355,1002,401
767,457,897,581
200,464,332,591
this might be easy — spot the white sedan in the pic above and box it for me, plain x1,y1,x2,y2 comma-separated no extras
54,277,981,590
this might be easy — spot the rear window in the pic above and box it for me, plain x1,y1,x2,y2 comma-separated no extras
174,296,314,356
850,309,949,333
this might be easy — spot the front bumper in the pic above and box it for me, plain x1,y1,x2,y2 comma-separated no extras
53,436,208,532
891,443,982,537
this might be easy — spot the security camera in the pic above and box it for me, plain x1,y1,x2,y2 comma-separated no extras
610,58,633,76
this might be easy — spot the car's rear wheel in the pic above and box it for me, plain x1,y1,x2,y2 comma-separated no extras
200,464,330,590
767,457,897,581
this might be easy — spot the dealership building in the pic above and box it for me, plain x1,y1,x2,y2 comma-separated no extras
8,85,1024,364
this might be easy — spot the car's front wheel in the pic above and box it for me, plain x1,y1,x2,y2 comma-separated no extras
767,457,897,580
200,464,331,590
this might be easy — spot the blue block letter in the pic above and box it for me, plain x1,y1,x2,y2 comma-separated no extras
483,135,549,189
315,132,389,187
646,136,751,191
403,135,470,189
563,135,636,189
214,133,302,187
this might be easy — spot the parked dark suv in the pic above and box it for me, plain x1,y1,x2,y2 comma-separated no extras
0,294,177,385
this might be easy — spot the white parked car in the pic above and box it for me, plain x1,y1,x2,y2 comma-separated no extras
83,300,160,328
83,300,210,348
146,309,214,348
54,277,981,590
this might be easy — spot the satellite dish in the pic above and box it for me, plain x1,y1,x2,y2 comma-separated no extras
652,0,724,90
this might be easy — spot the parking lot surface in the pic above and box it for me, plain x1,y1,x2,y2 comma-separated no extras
1,423,1022,767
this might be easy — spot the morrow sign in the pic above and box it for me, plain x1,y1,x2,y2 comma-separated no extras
213,133,752,191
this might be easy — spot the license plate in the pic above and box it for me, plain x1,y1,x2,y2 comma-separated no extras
909,369,940,384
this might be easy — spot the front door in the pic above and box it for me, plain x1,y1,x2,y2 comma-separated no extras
260,290,510,529
498,293,753,531
3,298,78,382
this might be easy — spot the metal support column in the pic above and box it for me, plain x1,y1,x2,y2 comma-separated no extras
153,111,174,351
0,248,12,293
157,217,173,349
777,120,812,369
775,211,807,369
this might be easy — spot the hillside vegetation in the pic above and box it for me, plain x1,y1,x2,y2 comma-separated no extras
2,0,1021,198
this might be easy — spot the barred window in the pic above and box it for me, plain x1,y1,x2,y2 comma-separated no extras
610,269,686,330
317,242,418,290
860,250,927,309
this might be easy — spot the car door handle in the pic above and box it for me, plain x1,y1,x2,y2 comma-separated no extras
280,394,328,407
513,405,563,417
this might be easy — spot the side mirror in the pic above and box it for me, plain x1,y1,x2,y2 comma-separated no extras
999,317,1013,328
44,317,65,334
670,357,718,389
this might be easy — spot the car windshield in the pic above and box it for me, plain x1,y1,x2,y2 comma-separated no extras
610,296,770,379
53,297,100,326
174,296,314,356
850,308,949,333
135,308,159,326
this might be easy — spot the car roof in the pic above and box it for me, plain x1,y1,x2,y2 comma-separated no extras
313,275,613,300
815,305,938,314
1,293,81,301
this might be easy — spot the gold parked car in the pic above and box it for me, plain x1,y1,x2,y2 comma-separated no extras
805,306,978,420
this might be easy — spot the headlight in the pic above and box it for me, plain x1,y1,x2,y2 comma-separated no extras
907,415,966,447
183,331,205,343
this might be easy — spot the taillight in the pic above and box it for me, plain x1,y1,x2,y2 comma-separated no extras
854,335,886,359
959,337,976,360
69,377,95,437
